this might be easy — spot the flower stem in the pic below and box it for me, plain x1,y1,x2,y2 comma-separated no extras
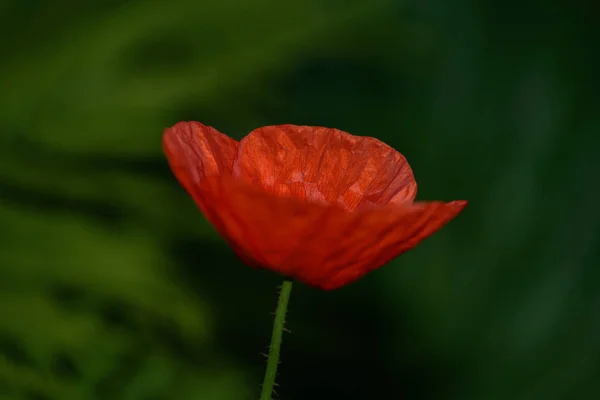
259,280,293,400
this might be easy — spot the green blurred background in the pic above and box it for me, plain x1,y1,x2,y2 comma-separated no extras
1,0,599,399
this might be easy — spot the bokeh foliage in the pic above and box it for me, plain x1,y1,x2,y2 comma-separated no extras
1,0,599,399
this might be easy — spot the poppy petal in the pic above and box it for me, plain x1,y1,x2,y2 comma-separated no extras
232,125,417,210
314,200,468,290
163,121,239,192
196,175,467,290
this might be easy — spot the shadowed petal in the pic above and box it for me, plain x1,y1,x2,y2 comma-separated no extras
163,121,239,192
314,200,468,290
196,175,467,290
232,125,417,210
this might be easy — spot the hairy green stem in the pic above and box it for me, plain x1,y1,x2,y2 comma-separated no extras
259,280,293,400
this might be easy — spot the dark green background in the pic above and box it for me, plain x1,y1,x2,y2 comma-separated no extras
1,0,599,399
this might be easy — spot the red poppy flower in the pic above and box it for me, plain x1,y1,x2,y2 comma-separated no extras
163,121,467,290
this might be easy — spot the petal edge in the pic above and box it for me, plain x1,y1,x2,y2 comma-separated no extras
163,121,239,192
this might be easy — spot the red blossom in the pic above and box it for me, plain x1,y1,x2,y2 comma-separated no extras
163,121,467,290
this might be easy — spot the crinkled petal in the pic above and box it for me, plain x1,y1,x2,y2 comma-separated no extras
232,125,417,210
